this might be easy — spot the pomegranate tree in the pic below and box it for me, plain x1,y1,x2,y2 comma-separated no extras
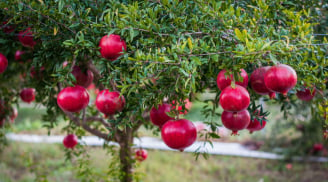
264,64,297,96
57,86,89,113
150,103,173,127
20,88,36,103
63,134,78,149
216,69,248,90
161,119,197,151
99,34,127,61
219,85,250,112
221,110,250,135
0,1,326,182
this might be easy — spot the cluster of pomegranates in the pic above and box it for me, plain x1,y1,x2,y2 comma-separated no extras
217,64,306,135
150,99,197,152
57,33,127,114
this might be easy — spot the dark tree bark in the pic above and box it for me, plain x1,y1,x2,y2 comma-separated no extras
118,127,134,182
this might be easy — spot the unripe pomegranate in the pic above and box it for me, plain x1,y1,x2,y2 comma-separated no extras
219,85,250,112
221,110,250,135
63,134,78,149
95,90,125,117
0,53,8,74
296,88,316,101
57,85,89,113
135,149,148,162
250,66,276,99
150,103,173,128
99,34,127,61
18,28,36,48
264,64,297,96
161,119,197,151
20,88,36,103
216,69,248,91
171,99,192,115
71,66,94,88
247,118,266,134
15,50,25,61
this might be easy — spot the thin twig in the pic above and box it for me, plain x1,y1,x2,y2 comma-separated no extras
20,3,76,34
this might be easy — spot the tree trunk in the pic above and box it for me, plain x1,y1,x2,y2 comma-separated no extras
118,127,134,182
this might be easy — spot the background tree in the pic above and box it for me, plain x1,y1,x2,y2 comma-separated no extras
0,0,327,182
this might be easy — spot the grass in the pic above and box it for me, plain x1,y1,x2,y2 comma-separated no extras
0,142,328,182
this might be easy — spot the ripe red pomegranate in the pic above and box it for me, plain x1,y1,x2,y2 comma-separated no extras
296,88,316,101
0,53,8,74
10,107,18,123
18,28,36,48
247,118,266,134
2,21,15,33
312,143,324,152
216,69,248,90
264,64,297,96
135,149,148,162
150,103,173,128
71,66,94,88
95,90,125,117
20,88,36,103
171,99,192,115
219,85,250,112
161,119,197,151
15,50,25,61
57,85,89,112
99,34,127,61
221,110,250,135
250,66,276,99
63,134,78,149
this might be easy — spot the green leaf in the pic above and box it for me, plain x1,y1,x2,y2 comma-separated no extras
234,28,243,41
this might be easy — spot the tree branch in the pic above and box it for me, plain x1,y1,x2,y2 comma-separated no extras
86,116,112,129
64,111,113,141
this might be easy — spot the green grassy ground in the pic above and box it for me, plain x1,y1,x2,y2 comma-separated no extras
0,142,327,182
